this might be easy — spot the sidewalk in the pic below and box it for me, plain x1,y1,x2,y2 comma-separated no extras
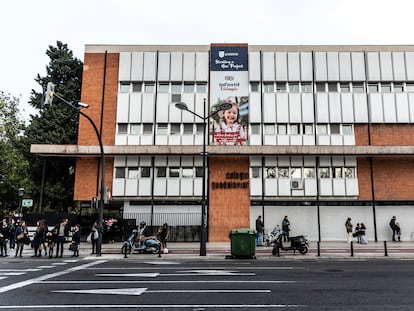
77,240,414,260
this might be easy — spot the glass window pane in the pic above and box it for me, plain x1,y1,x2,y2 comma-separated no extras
303,124,313,135
381,83,391,93
156,167,166,178
195,167,203,177
170,123,180,135
183,124,193,134
290,124,299,135
342,124,353,135
316,83,326,92
143,123,153,134
130,124,140,135
333,167,343,178
406,83,414,92
128,168,139,179
263,82,274,93
290,168,302,179
132,82,142,92
344,167,355,178
340,83,350,93
196,83,207,93
118,123,128,134
289,83,299,93
169,167,180,178
144,82,155,93
368,83,378,93
352,83,364,93
304,168,315,178
394,83,403,93
301,83,312,93
328,83,337,92
317,124,328,134
158,83,169,93
141,167,151,178
182,168,193,178
196,124,203,134
157,123,168,135
319,168,330,178
251,124,260,135
264,124,275,135
330,124,340,134
265,167,276,178
115,167,125,178
276,82,287,92
251,82,259,92
120,82,130,93
171,94,181,102
278,167,289,178
277,124,287,135
171,83,182,93
251,167,261,178
184,83,195,93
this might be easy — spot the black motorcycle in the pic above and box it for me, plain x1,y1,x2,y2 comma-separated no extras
122,229,161,258
272,231,309,256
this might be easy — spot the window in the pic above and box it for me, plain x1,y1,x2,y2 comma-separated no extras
328,83,337,92
333,167,343,178
118,123,128,134
290,168,302,179
289,124,300,135
184,83,195,93
196,83,207,93
171,94,181,102
289,83,299,93
144,82,155,93
316,83,326,92
340,83,350,93
157,123,168,135
263,82,274,93
156,167,166,178
143,123,153,134
128,168,139,179
344,167,355,178
171,83,182,94
381,83,391,93
352,83,364,93
368,83,378,93
276,82,287,92
251,124,261,135
196,124,203,134
141,167,151,178
169,167,180,178
183,124,193,134
158,83,169,93
264,124,275,135
115,167,125,178
304,168,315,178
265,167,276,178
182,168,194,178
342,124,353,135
195,167,203,177
250,82,260,92
330,124,340,135
316,124,328,135
251,167,261,178
319,168,330,178
406,83,414,92
130,124,141,135
394,83,403,93
277,124,287,135
301,83,312,93
120,82,130,93
278,167,289,178
303,124,313,135
170,123,180,135
132,82,142,92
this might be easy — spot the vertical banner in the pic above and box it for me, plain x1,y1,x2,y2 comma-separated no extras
210,44,249,145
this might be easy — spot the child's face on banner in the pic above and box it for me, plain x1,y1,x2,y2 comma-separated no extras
224,105,238,125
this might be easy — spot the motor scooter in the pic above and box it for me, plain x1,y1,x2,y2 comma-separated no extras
264,226,280,246
272,231,309,256
122,229,161,258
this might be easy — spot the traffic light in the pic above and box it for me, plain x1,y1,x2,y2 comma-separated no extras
43,82,55,106
91,196,98,209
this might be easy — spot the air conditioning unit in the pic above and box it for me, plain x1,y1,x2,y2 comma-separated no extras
290,179,304,190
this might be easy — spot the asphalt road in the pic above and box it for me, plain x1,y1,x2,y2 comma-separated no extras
1,257,414,310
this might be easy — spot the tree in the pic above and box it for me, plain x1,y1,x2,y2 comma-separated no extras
24,41,83,213
0,92,29,215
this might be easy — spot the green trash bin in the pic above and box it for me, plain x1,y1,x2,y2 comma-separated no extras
229,228,257,258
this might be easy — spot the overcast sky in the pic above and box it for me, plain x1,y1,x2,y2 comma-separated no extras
2,0,414,120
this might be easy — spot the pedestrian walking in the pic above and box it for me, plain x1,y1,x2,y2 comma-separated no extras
0,218,10,257
90,221,99,255
255,216,264,246
282,216,291,242
359,223,368,244
31,220,46,257
157,223,169,251
354,223,361,243
345,217,353,243
389,216,398,242
70,224,81,257
14,220,28,257
55,219,69,258
395,222,401,242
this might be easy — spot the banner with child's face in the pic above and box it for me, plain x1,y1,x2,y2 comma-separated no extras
210,44,249,146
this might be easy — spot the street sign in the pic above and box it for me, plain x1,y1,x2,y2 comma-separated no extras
22,199,33,207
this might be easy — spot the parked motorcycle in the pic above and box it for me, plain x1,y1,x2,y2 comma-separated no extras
122,229,161,258
272,231,309,256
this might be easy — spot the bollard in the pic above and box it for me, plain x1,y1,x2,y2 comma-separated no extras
158,243,162,258
317,241,320,257
384,241,388,257
350,241,354,257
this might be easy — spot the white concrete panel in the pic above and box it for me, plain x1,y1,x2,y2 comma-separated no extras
304,179,317,196
170,52,183,81
263,93,276,122
341,93,354,123
317,135,330,145
156,93,169,123
140,135,153,145
115,135,127,145
181,157,193,166
154,179,167,196
353,94,368,123
125,179,138,196
339,52,352,81
262,52,275,81
119,52,131,81
250,179,262,196
264,156,276,166
319,156,331,166
328,93,342,122
289,93,302,123
194,178,202,196
181,135,194,145
168,156,180,165
195,52,209,81
157,52,170,81
116,93,129,122
290,156,302,166
131,52,144,81
331,136,343,145
287,52,300,81
264,179,278,196
379,52,393,81
367,52,381,81
250,135,261,145
314,52,327,81
345,179,359,196
129,93,142,123
167,179,180,196
180,179,193,196
250,156,262,166
126,156,139,166
143,52,157,81
141,94,155,122
343,135,355,145
154,157,167,165
277,135,290,145
409,93,414,122
396,93,410,122
138,179,152,196
155,135,168,145
183,52,196,81
112,179,125,196
140,157,152,166
249,52,261,81
291,189,305,197
303,135,315,145
327,52,340,81
316,93,329,122
405,52,414,80
332,179,346,196
382,93,397,123
351,52,366,81
127,135,140,145
368,93,384,123
344,156,357,166
181,94,196,123
114,157,126,166
300,52,313,81
275,52,288,81
301,93,314,123
392,52,406,81
319,179,333,196
276,93,289,123
277,179,291,196
249,93,262,122
332,156,344,166
278,156,290,166
194,93,206,121
168,135,181,145
304,156,316,166
290,135,302,145
264,135,277,145
376,205,414,241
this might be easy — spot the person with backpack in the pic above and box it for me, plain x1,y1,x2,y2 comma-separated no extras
389,216,397,242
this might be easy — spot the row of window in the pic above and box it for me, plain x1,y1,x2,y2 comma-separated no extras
258,167,356,179
115,166,203,179
120,81,414,94
117,123,354,136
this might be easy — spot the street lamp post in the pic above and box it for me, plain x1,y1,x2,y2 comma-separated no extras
17,188,24,222
176,99,231,256
44,82,105,256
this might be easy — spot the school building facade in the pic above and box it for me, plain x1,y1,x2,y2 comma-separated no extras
31,44,414,242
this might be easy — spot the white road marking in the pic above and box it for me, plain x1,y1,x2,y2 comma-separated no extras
0,269,41,272
42,280,298,284
0,277,6,281
52,263,67,266
144,261,179,265
0,273,25,276
36,266,55,269
95,273,160,277
0,260,107,293
0,304,301,309
96,270,254,277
